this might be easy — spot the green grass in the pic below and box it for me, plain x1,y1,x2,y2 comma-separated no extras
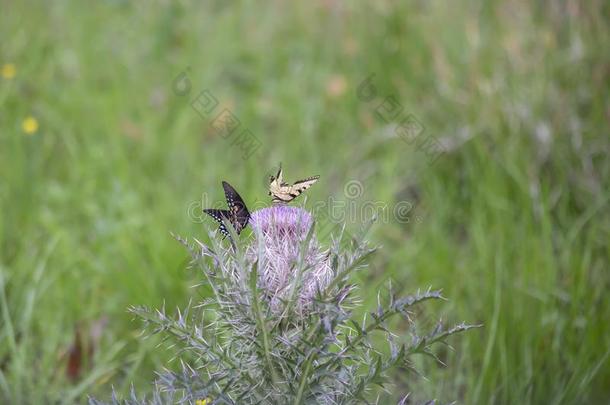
1,0,609,403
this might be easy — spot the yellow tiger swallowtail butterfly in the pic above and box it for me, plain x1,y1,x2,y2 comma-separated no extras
268,164,319,204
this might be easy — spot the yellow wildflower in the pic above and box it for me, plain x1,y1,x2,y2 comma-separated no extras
22,116,39,135
195,399,211,405
2,63,16,79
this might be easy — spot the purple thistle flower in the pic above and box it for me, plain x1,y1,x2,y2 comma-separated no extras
247,205,332,313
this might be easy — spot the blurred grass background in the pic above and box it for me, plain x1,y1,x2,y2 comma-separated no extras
1,0,609,403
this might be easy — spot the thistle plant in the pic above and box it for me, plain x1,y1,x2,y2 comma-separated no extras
91,205,478,404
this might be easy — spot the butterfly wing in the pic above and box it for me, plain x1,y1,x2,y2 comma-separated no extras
291,175,319,190
270,182,296,203
275,164,283,184
222,181,250,234
269,165,281,196
203,208,232,238
285,175,320,200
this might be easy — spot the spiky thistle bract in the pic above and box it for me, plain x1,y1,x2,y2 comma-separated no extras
90,205,479,404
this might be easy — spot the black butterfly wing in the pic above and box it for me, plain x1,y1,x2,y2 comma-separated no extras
222,181,250,234
203,208,231,238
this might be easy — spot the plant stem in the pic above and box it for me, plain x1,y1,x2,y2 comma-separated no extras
293,351,314,405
